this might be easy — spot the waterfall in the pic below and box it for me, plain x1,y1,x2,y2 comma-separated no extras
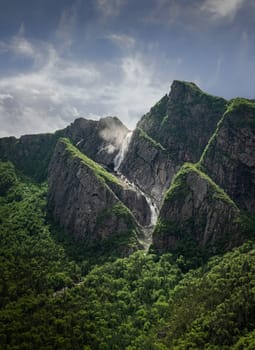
114,131,133,171
113,129,158,250
145,196,158,227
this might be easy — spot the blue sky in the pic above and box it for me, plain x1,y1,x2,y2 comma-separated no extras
0,0,254,136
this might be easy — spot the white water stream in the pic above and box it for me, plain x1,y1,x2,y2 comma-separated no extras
114,130,133,171
113,131,159,251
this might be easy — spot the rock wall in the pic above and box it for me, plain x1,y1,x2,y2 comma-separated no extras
152,164,241,256
48,138,149,254
201,99,255,214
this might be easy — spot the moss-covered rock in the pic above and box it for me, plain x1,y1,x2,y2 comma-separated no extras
200,98,255,214
47,138,143,256
121,80,227,202
152,164,244,261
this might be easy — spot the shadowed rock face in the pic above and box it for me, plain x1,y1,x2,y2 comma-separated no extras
152,165,241,256
65,116,129,170
120,80,227,203
47,139,142,254
137,81,227,162
119,128,177,205
201,99,255,214
47,138,156,255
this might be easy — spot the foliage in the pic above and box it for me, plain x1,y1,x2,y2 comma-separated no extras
61,138,121,186
164,163,236,207
0,130,64,182
0,162,255,349
0,161,17,196
137,128,166,151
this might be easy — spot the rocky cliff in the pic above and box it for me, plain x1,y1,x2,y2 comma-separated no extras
120,80,227,202
48,138,142,255
0,116,129,182
119,128,176,204
200,98,255,214
0,80,254,261
65,116,129,170
152,164,242,259
47,138,157,255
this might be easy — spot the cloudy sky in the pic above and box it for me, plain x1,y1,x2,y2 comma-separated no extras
0,0,254,137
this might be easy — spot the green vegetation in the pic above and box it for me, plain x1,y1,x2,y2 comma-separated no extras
226,97,255,115
61,137,121,186
137,128,166,151
1,172,255,350
164,163,236,207
0,130,64,182
225,98,255,131
0,163,81,307
0,161,17,196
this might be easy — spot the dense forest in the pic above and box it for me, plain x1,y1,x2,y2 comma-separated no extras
1,161,255,349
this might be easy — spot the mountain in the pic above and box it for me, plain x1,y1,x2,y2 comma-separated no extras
0,80,255,349
120,80,227,204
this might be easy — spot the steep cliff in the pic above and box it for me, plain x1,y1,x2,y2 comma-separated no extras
200,98,255,214
65,116,129,170
138,81,227,161
119,128,176,204
152,164,243,260
47,138,158,255
0,116,129,182
48,138,142,255
121,81,227,201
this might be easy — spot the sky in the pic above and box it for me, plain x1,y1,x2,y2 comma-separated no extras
0,0,254,137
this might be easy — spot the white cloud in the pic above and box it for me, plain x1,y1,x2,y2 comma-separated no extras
201,0,247,20
95,0,126,17
0,35,35,58
0,32,171,137
107,34,135,50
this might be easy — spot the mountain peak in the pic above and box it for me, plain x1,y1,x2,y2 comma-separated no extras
169,80,202,100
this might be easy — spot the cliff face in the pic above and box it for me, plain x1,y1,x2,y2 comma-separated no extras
1,80,254,261
121,81,227,202
137,80,227,162
152,164,241,257
65,116,129,170
48,138,142,255
119,128,177,204
0,116,128,182
200,99,255,214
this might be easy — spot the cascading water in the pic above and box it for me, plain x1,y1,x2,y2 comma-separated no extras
114,131,133,172
113,132,159,250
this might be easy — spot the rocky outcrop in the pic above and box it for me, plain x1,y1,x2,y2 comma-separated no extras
65,116,129,170
121,81,227,202
200,99,255,214
138,80,227,162
0,116,129,182
48,138,154,254
119,128,177,204
152,164,242,256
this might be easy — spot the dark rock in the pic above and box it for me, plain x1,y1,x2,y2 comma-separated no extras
65,116,129,169
200,99,255,214
48,138,142,254
119,128,177,205
121,81,227,202
152,164,242,256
